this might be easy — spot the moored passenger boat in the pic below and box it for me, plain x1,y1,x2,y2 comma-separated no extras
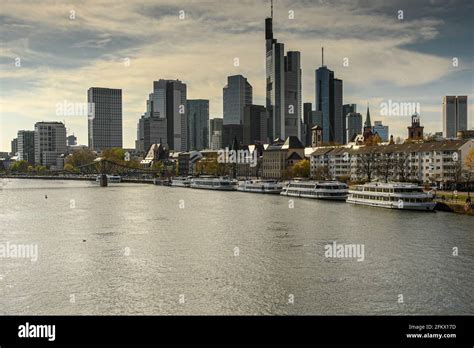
190,177,237,191
171,176,192,187
280,181,348,200
346,182,436,211
237,180,283,194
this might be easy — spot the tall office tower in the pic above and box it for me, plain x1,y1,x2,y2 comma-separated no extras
137,80,187,152
154,79,188,151
443,96,468,138
34,122,67,167
372,121,389,142
11,138,18,156
17,130,35,164
209,118,223,150
284,51,302,139
136,87,168,152
315,48,344,144
187,99,209,150
136,114,167,153
346,112,362,143
333,78,344,144
223,75,252,126
303,103,312,146
343,104,357,119
87,87,122,151
243,105,269,145
265,8,285,141
342,104,356,144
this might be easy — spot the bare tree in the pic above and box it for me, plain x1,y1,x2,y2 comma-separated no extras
313,165,330,180
356,152,376,182
376,152,394,183
394,152,410,182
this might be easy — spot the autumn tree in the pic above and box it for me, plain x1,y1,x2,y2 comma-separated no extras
292,159,310,178
66,149,96,168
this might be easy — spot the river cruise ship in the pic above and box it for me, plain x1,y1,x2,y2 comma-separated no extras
171,176,192,187
190,177,237,191
280,181,348,200
237,180,283,194
346,182,436,211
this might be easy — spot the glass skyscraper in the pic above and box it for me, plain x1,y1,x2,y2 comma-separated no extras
315,63,343,144
187,99,209,151
223,75,252,126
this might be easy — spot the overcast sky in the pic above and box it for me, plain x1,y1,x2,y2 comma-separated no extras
0,0,473,151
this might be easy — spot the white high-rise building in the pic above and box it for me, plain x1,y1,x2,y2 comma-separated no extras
34,122,67,167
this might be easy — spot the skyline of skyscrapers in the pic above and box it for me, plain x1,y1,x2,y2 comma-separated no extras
87,87,123,151
443,96,468,138
3,3,471,155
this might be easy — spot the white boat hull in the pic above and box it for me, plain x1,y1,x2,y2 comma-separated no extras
190,184,236,191
280,191,348,200
346,198,436,211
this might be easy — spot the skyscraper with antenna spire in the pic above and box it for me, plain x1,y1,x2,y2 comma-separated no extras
315,47,344,144
265,0,301,141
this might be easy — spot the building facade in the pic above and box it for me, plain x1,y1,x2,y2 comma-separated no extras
222,124,243,149
87,87,122,151
443,96,468,138
187,99,209,151
209,118,223,150
34,122,67,167
284,51,302,139
243,105,268,145
315,61,344,144
17,130,35,164
346,112,362,143
407,113,424,140
262,136,304,179
372,121,389,142
10,138,18,156
265,15,285,141
223,75,252,126
309,139,473,186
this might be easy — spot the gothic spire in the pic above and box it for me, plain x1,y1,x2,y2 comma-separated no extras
365,102,372,128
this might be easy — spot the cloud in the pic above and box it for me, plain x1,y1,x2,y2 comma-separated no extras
0,0,472,150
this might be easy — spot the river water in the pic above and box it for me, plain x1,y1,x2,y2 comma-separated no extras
0,179,472,315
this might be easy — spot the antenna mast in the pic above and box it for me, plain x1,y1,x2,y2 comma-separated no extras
271,0,273,18
322,47,324,66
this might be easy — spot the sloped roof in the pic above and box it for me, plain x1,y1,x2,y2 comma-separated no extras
287,152,303,160
282,136,304,149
